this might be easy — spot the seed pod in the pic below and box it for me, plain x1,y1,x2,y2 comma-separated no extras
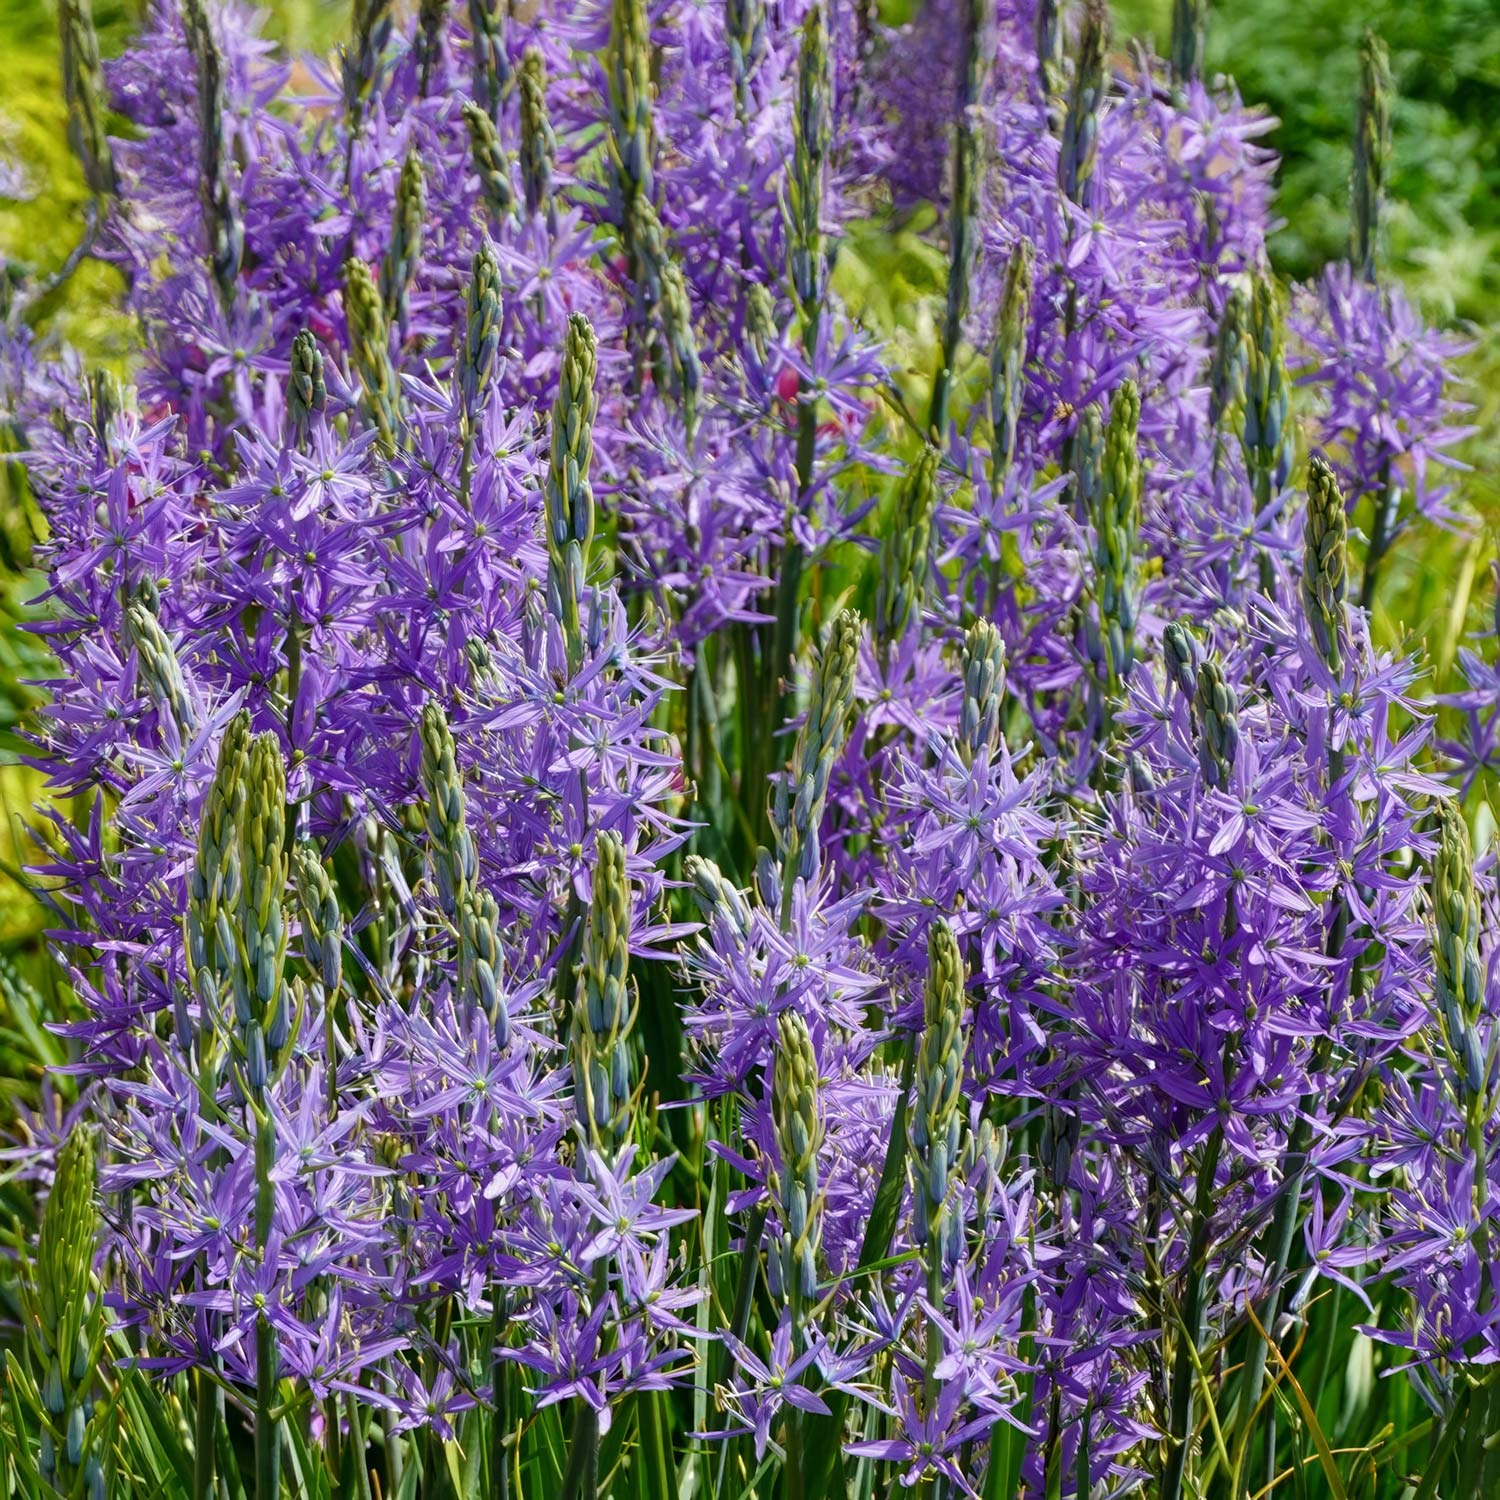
959,619,1007,764
344,258,402,456
126,602,197,739
1058,1,1107,206
287,330,326,444
1170,0,1207,86
381,150,426,336
468,0,511,115
1193,657,1238,789
545,314,599,674
519,46,557,225
772,1010,823,1307
910,921,966,1258
570,831,635,1154
989,238,1034,491
774,609,861,885
1301,453,1347,678
1242,273,1293,509
419,701,477,918
57,0,115,197
1350,30,1392,285
464,98,516,225
875,446,939,656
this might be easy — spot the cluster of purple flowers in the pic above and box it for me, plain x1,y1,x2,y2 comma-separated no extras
7,0,1496,1495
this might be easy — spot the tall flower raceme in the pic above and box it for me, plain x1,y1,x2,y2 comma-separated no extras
2,0,1488,1498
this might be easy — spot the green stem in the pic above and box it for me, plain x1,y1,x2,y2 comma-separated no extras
193,1367,217,1500
1160,1123,1223,1500
255,1316,279,1500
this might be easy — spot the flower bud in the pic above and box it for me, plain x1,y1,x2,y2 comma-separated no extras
381,149,426,336
959,619,1007,764
1058,1,1107,206
772,1011,823,1307
57,0,115,197
419,702,477,918
519,46,558,225
545,314,600,674
464,98,516,224
875,446,939,656
1301,453,1347,677
775,609,861,885
287,330,327,444
1350,30,1392,284
1193,658,1238,789
570,831,635,1154
910,921,966,1258
344,258,402,456
989,238,1034,490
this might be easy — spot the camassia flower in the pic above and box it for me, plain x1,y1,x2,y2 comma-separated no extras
2,0,1482,1496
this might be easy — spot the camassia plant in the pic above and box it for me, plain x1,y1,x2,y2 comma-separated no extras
0,0,1495,1497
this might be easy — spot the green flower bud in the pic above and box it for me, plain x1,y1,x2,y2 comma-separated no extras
343,0,394,139
545,314,599,674
28,1125,103,1497
186,709,251,1054
989,238,1034,491
519,46,558,224
772,1010,823,1307
459,886,506,1045
126,601,197,740
183,0,243,309
1058,1,1107,205
57,0,115,197
1163,619,1202,701
725,0,767,112
233,733,290,1095
344,257,403,457
876,446,939,655
419,701,477,917
1170,0,1207,86
959,618,1007,764
1301,453,1347,678
381,149,426,336
468,0,511,115
1431,800,1485,1100
462,241,504,423
910,921,966,1256
788,5,830,336
291,841,343,999
775,608,861,885
1193,657,1238,789
1090,379,1142,685
1242,272,1293,509
683,854,753,942
287,329,327,445
570,831,635,1155
464,97,516,225
1350,30,1392,285
414,0,450,94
